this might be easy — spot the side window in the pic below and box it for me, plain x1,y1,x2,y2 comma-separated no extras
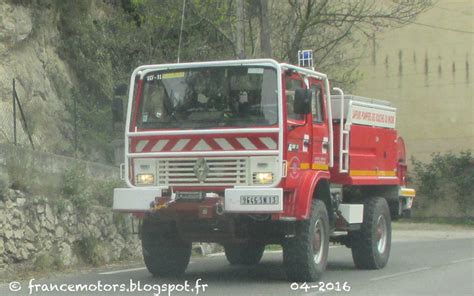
140,81,168,124
311,85,324,123
285,75,304,121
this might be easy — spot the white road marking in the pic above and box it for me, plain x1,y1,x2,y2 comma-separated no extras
99,267,147,275
99,261,196,275
370,267,430,281
450,257,474,264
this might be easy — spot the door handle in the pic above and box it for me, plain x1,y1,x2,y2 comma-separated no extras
303,134,310,147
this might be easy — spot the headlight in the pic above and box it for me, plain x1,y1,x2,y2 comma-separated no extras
253,172,273,184
136,174,155,185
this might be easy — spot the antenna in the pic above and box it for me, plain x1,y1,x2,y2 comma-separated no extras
177,0,186,63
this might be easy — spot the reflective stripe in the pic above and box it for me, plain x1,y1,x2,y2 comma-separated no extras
312,163,329,170
171,139,190,151
137,136,278,152
151,140,169,151
400,188,416,197
259,137,277,149
192,139,212,151
135,140,149,152
300,163,310,169
215,138,235,150
237,137,257,150
350,170,397,177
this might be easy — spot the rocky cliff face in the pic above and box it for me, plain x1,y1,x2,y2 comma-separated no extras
0,0,75,153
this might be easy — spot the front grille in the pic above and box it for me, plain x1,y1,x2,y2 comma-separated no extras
156,157,248,186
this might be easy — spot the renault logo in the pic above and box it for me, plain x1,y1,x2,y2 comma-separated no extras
193,158,209,182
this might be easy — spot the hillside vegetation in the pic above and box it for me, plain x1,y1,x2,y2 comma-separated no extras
0,0,431,161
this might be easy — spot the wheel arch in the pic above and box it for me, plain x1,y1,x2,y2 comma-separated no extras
312,179,335,231
294,170,332,222
343,185,400,220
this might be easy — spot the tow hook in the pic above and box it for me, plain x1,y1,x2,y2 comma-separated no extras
215,202,225,216
151,193,179,212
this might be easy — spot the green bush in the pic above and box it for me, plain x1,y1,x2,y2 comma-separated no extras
412,151,474,215
33,254,54,271
91,178,124,208
0,169,9,198
113,213,131,239
4,151,39,193
74,237,104,266
61,164,88,197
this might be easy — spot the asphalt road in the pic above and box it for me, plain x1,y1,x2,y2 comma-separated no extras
1,225,473,296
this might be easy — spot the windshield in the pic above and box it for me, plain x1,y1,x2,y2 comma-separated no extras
136,66,278,129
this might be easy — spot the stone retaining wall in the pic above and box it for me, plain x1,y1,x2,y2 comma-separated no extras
0,189,140,274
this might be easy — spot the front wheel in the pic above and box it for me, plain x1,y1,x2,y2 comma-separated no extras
141,219,192,277
349,197,391,269
283,199,329,282
224,242,265,265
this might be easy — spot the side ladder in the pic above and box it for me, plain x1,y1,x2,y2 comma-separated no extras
333,88,350,173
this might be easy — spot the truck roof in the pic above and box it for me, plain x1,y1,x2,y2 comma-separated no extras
331,95,393,107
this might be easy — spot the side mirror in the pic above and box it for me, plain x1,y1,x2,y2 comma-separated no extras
112,97,123,123
294,88,312,114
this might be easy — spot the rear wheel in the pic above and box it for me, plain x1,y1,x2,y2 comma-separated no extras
349,197,391,269
141,219,191,277
224,242,265,265
283,199,329,282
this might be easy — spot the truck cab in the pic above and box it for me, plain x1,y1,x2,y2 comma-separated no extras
113,57,415,281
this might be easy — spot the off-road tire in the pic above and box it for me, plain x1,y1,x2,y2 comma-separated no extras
224,242,265,265
283,199,329,282
141,219,191,277
349,197,391,269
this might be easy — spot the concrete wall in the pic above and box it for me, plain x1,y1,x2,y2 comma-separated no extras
354,0,473,162
0,143,119,180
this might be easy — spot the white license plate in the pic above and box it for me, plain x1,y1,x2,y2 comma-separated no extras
176,191,204,201
240,195,279,205
224,188,283,212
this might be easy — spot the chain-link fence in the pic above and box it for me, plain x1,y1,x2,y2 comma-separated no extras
0,77,46,150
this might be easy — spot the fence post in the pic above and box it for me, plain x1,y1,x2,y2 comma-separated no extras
73,92,77,158
12,78,35,150
12,79,17,145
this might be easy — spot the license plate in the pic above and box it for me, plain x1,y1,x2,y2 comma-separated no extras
240,195,279,205
176,191,205,201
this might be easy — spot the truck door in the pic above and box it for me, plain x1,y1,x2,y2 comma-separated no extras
309,78,329,171
285,72,312,187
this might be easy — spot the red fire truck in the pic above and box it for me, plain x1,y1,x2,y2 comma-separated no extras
113,53,415,282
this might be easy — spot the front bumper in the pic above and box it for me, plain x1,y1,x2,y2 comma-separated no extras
113,188,163,211
113,187,283,213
